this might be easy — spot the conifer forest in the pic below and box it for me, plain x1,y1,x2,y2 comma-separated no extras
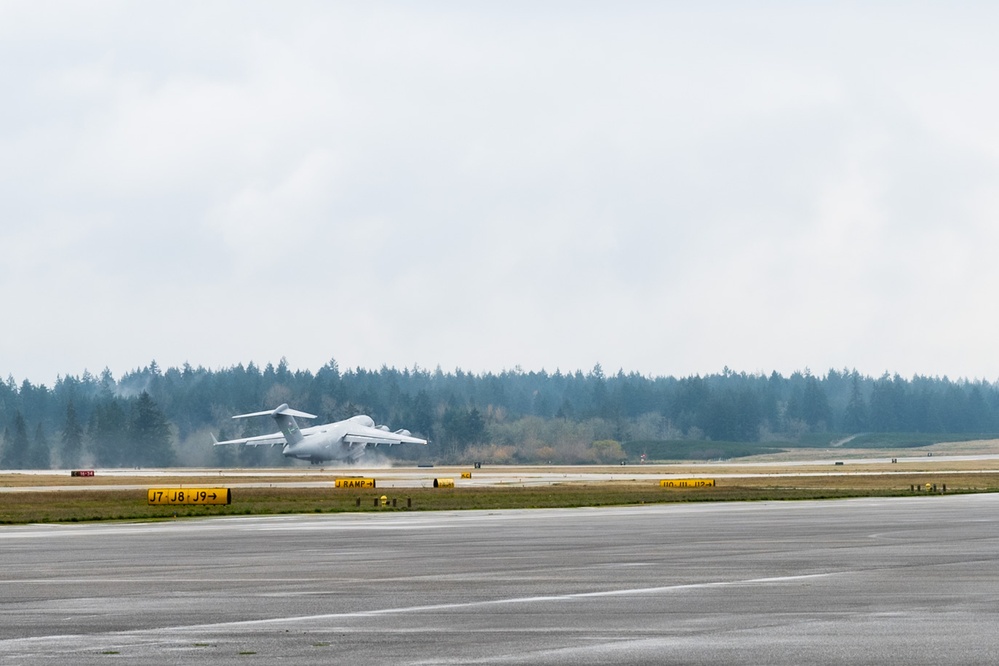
3,359,999,469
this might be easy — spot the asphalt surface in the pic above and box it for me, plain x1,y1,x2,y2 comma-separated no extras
2,495,999,664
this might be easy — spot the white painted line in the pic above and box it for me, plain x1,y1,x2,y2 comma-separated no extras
0,571,848,651
170,571,847,631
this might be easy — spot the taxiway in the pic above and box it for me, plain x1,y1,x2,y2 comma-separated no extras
2,494,998,664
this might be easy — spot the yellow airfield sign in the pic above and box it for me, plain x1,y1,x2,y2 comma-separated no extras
334,478,376,489
660,479,715,488
147,488,231,505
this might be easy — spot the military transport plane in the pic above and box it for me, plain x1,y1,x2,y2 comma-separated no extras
211,404,427,464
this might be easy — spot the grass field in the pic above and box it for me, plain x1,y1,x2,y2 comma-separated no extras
3,472,998,525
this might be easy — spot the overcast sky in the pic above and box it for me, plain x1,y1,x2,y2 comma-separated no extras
4,2,999,386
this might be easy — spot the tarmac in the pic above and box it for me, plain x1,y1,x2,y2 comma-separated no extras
2,493,999,664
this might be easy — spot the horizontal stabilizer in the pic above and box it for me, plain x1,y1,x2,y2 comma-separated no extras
232,403,318,420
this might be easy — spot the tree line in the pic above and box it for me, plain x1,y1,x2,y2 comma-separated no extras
2,359,999,469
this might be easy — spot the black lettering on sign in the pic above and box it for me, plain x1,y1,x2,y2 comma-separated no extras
660,479,715,488
335,478,375,489
148,487,231,505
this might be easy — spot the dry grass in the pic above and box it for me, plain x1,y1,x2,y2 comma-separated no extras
2,472,997,525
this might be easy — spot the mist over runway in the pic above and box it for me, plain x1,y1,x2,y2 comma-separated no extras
2,494,999,664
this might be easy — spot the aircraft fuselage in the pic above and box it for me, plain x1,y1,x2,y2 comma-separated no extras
281,415,375,463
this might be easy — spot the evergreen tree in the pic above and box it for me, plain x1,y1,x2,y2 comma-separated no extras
98,367,116,397
30,422,51,469
61,400,85,468
1,412,29,469
968,385,991,432
842,374,868,431
90,399,129,466
408,390,434,438
801,376,832,430
130,391,175,467
869,374,905,432
440,406,485,459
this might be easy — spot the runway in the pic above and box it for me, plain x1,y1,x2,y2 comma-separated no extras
2,494,999,664
6,451,999,493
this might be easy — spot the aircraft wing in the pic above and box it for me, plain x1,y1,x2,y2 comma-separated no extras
212,431,287,447
342,425,427,447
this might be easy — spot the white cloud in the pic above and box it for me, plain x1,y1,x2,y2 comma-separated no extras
4,2,999,384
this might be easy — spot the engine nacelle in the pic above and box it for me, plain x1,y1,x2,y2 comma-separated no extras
394,429,411,436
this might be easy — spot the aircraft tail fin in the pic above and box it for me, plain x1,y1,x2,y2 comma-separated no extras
231,404,317,447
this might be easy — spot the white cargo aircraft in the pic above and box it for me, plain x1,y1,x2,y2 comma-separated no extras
211,404,427,464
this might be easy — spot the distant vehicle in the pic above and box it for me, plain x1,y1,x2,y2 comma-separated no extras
212,404,427,464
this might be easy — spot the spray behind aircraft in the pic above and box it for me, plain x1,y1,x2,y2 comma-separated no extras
212,404,427,463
